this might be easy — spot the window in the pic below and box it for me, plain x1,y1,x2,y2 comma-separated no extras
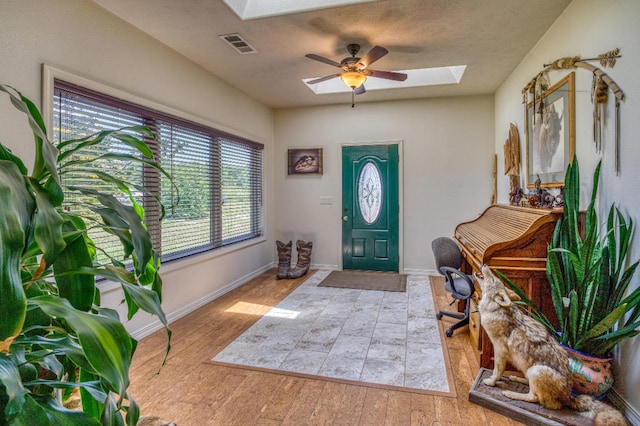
53,80,263,264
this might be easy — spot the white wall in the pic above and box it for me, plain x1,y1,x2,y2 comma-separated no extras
495,0,640,415
0,0,275,336
275,96,495,272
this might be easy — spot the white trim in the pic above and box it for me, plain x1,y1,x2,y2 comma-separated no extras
404,268,438,276
41,64,265,144
337,140,404,272
129,262,275,340
608,388,640,425
310,263,339,271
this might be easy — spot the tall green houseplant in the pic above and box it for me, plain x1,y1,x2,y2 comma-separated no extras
505,155,640,358
0,84,172,425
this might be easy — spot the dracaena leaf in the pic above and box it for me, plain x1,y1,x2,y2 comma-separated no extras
0,84,60,186
118,278,172,368
80,369,104,420
0,143,27,175
0,353,28,418
14,334,91,371
5,394,51,425
53,220,96,312
39,396,102,425
27,177,66,267
57,126,155,157
29,295,134,396
69,187,152,276
0,161,29,344
125,391,140,426
102,392,126,426
87,206,134,260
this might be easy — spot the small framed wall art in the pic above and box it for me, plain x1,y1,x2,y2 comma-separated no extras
288,148,323,175
525,72,575,188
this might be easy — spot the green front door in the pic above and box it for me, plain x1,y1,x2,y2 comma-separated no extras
342,144,399,272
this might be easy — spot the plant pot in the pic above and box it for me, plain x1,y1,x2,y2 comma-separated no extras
562,345,613,399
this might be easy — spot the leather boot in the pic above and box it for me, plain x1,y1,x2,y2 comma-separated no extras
287,240,312,279
276,240,292,279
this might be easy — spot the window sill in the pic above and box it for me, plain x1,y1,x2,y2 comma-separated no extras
98,236,267,294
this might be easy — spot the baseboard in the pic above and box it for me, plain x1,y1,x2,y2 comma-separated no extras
130,262,276,340
608,387,640,425
403,268,438,276
310,263,338,271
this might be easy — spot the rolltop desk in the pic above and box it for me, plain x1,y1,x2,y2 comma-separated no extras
453,204,561,369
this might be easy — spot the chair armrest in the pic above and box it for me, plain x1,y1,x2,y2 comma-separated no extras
440,266,475,297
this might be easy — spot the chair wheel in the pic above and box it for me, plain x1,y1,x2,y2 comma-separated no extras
436,312,443,320
445,329,453,337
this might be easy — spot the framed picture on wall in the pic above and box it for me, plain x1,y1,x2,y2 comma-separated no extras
526,72,575,188
288,148,323,175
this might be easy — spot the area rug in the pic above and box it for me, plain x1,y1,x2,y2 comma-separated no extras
210,270,455,397
317,270,407,292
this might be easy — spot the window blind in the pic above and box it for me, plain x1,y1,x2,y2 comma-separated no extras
53,79,263,265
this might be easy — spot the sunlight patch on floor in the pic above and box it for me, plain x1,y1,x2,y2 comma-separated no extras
225,301,272,315
226,301,299,318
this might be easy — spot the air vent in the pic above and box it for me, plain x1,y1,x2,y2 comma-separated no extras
219,33,256,54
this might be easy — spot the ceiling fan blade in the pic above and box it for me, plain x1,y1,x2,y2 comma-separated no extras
306,74,341,84
354,85,366,95
305,54,342,68
366,70,408,81
359,46,388,68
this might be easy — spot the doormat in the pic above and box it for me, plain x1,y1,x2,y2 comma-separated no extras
469,368,593,425
317,270,407,292
210,270,455,397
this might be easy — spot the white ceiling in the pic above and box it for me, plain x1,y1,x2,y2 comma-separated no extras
91,0,572,109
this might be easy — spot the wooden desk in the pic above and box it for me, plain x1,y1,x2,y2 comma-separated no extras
454,204,560,368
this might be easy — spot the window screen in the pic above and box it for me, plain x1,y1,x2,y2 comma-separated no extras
53,79,263,264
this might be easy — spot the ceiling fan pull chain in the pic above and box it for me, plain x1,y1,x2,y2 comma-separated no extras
351,90,355,108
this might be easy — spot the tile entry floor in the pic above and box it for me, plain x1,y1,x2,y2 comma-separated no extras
212,270,450,393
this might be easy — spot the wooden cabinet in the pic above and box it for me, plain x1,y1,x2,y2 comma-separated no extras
468,296,482,353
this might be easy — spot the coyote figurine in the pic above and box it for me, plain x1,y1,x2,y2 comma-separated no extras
475,264,626,426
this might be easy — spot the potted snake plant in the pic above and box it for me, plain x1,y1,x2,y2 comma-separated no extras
501,155,640,397
0,84,172,424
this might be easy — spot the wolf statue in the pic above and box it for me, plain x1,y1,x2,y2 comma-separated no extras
475,265,627,426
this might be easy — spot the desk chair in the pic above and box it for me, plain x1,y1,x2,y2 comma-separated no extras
431,237,475,337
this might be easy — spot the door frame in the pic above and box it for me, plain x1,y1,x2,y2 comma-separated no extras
337,140,404,272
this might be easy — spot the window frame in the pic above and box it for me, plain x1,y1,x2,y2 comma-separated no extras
43,65,266,274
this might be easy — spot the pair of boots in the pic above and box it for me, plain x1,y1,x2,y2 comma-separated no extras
276,240,312,279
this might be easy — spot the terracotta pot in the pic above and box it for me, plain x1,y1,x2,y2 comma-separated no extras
562,345,613,399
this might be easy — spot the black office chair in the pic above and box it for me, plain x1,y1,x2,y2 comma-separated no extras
431,237,475,337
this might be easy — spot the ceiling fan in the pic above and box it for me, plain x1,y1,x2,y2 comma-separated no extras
305,44,407,97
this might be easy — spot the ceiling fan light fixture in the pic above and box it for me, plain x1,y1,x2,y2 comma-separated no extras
340,71,367,89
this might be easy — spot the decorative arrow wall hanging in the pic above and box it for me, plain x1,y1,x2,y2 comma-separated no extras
522,49,624,174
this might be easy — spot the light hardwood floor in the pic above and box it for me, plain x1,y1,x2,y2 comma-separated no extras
129,270,524,425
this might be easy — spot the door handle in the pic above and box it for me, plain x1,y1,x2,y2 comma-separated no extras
343,215,349,222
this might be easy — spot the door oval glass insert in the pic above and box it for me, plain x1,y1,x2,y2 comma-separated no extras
358,161,382,224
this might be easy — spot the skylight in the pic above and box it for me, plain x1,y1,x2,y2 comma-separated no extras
224,0,380,20
302,65,467,95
